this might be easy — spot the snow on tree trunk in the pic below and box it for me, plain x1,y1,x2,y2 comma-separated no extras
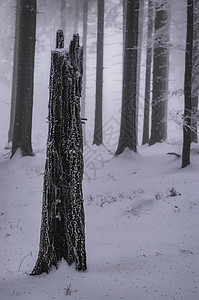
31,32,87,275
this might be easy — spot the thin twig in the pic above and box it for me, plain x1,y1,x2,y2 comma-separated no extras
18,252,32,272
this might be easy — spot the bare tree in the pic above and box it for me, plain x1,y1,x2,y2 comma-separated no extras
182,0,193,168
11,0,36,157
142,0,154,145
8,0,20,144
81,0,88,143
191,0,199,142
93,0,104,145
123,0,127,54
115,0,140,156
149,0,170,145
136,0,145,136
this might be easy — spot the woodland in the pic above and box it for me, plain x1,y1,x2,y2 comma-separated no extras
0,1,198,300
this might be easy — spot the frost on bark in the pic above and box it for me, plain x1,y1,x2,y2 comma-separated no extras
31,32,87,275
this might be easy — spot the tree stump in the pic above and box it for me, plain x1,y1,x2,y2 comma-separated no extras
31,31,87,275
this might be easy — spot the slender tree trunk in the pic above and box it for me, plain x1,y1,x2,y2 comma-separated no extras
149,1,170,145
142,0,153,145
136,0,144,138
191,0,199,142
182,0,193,168
93,0,104,145
123,0,127,55
8,0,20,144
164,5,171,140
11,0,36,157
31,32,87,275
115,0,140,156
82,0,88,144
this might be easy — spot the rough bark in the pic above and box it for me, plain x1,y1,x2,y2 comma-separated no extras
142,0,154,145
149,1,170,146
93,0,104,145
115,0,140,156
182,0,193,168
31,33,87,275
11,0,36,157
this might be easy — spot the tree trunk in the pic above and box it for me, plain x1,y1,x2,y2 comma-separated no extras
31,32,87,275
11,0,36,157
8,0,20,144
142,0,154,145
93,0,104,145
191,0,199,143
82,0,88,144
115,0,140,156
149,1,170,146
123,0,127,55
136,0,144,138
182,0,193,168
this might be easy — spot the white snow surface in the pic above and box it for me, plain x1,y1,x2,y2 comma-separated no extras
0,142,199,300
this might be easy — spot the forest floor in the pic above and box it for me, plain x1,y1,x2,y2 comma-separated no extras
0,142,199,300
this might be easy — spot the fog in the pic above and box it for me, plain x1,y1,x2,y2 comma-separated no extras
0,0,187,150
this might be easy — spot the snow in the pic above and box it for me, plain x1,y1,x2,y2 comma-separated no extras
0,142,199,300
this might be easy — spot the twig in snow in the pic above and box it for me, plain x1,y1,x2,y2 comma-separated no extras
122,207,140,217
167,152,181,158
18,251,32,272
179,249,194,255
64,284,77,296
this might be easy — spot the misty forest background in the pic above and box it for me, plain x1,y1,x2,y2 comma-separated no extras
0,0,198,164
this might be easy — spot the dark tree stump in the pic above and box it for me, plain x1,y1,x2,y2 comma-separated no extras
31,32,86,275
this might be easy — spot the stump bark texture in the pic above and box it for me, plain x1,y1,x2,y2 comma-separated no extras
31,33,87,275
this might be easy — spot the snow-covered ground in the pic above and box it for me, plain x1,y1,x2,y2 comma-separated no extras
0,142,199,300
